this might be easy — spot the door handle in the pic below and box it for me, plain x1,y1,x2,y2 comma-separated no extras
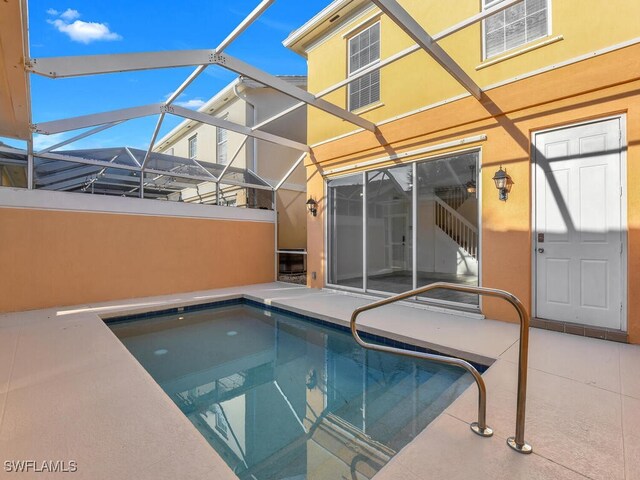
537,248,545,253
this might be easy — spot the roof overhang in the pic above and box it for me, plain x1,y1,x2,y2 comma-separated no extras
283,0,370,57
0,0,31,140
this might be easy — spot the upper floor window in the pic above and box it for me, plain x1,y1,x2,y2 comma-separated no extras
348,22,380,112
483,0,549,59
188,134,197,159
217,126,228,164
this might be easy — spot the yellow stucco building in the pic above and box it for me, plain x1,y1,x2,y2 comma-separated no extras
285,0,640,343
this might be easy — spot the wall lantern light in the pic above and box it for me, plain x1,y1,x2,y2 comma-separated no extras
492,166,513,201
465,165,477,194
306,197,318,217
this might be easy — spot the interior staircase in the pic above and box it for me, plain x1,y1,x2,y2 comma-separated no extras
434,191,478,260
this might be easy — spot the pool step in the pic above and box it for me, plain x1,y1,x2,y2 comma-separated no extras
365,369,471,449
385,372,473,449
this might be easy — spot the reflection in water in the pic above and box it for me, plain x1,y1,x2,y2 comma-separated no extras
111,304,472,480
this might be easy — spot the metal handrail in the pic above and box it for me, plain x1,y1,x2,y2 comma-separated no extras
349,282,532,454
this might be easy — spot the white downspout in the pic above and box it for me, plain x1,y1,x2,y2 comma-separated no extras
233,77,258,173
234,77,277,278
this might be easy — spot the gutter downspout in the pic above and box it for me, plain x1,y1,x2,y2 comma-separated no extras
234,77,278,277
233,77,258,173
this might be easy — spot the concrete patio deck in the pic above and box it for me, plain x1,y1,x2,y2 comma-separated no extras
0,282,637,479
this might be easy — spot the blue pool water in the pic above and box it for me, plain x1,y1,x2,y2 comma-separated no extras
109,301,473,479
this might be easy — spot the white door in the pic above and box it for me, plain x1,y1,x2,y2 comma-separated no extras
534,118,624,329
387,214,408,270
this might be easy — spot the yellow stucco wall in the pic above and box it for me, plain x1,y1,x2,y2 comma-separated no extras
305,0,640,145
303,38,640,342
0,208,275,313
277,189,307,250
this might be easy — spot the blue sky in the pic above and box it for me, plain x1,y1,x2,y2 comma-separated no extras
6,0,329,150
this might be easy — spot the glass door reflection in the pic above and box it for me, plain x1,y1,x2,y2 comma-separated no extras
416,152,479,305
366,166,413,294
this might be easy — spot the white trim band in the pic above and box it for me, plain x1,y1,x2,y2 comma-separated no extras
323,134,487,175
0,188,276,222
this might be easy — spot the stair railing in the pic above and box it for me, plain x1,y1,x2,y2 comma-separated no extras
349,282,532,454
434,197,478,259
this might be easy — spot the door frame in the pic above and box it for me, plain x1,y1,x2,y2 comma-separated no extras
323,146,484,312
530,114,628,331
385,212,410,272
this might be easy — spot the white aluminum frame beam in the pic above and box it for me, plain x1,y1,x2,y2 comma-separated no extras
0,145,29,156
33,102,307,160
216,0,275,52
143,168,218,185
25,0,508,152
31,145,273,192
168,104,310,152
245,1,522,133
141,114,165,168
434,0,522,40
27,139,33,189
219,137,248,180
37,164,110,187
164,0,276,106
252,102,305,131
37,121,124,154
42,153,121,190
371,0,482,99
275,153,306,191
28,50,218,78
124,146,142,167
191,157,219,181
165,67,207,106
36,151,140,172
33,104,163,135
213,53,376,132
212,177,274,192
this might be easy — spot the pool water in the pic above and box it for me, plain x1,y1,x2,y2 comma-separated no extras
110,302,472,479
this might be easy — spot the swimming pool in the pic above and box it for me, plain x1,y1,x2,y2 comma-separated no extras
109,300,474,479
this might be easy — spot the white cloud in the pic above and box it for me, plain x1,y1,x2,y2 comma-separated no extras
47,9,122,44
33,132,70,151
173,98,206,109
48,18,122,44
164,93,206,110
60,8,80,21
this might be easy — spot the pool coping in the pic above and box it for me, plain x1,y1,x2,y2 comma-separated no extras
1,283,637,479
104,296,490,372
99,291,498,367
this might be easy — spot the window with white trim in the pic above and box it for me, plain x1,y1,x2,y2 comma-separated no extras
348,22,380,112
483,0,549,59
217,127,228,164
188,134,197,159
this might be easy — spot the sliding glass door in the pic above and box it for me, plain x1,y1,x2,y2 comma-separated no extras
416,152,479,305
327,150,479,308
327,173,364,288
366,165,413,294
